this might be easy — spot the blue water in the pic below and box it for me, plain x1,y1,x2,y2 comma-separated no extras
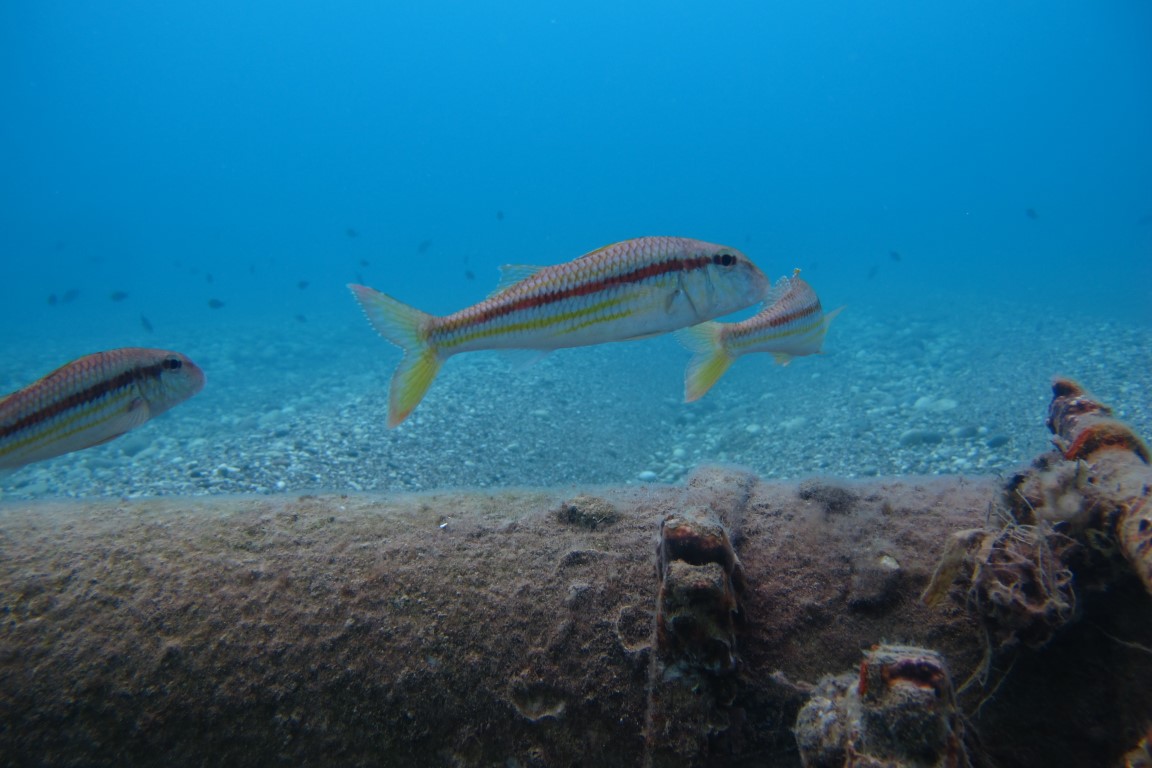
1,1,1150,493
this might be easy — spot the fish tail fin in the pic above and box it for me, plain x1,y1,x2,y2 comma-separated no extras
348,284,443,427
676,322,735,402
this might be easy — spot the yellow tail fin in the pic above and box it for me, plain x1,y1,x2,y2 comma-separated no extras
675,322,734,402
349,284,443,427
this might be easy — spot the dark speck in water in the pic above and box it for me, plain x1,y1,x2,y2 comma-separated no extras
62,288,80,303
47,294,58,305
417,239,433,255
465,270,475,281
206,273,214,284
110,290,128,302
295,314,307,323
867,265,879,280
889,250,902,262
1025,208,1038,220
359,259,370,267
297,280,310,290
496,210,504,221
140,315,154,333
208,298,225,309
347,227,359,238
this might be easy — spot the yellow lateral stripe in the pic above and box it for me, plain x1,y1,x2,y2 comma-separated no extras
437,293,638,349
728,317,826,353
552,309,635,336
0,388,136,458
0,391,132,458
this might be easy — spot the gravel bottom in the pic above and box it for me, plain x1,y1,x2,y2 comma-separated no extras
2,298,1149,499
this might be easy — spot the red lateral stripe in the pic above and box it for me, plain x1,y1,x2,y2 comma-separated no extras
0,359,161,440
760,297,822,329
449,255,712,331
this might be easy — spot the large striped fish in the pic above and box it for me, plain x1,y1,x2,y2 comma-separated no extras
0,348,205,471
675,271,841,402
350,236,770,426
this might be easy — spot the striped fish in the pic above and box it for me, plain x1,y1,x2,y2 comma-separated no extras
350,236,770,426
675,271,841,402
0,348,205,471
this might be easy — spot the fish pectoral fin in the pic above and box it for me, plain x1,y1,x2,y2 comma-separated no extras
88,431,131,448
490,264,547,297
95,399,153,443
126,396,155,423
771,352,794,366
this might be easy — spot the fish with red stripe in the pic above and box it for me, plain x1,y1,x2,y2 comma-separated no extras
349,236,770,426
675,270,842,402
0,348,206,471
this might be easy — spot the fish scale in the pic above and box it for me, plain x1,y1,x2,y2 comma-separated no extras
675,271,841,402
0,348,206,471
350,236,770,427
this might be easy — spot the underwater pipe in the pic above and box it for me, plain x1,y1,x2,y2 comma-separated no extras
2,388,1151,767
1044,377,1152,594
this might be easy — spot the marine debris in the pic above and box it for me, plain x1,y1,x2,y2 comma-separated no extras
1124,725,1152,768
1028,377,1152,593
923,377,1152,652
917,377,1152,756
1,382,1150,766
794,644,968,768
643,466,752,765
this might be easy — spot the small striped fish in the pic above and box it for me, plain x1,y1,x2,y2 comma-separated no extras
350,236,770,426
0,348,205,471
676,271,841,402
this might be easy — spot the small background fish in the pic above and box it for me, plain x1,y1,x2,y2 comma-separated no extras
676,271,841,402
0,348,206,471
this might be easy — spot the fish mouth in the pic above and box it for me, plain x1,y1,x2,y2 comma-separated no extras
180,358,207,394
189,363,207,393
733,267,771,307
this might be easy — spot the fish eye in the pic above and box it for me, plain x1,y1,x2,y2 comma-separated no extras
712,252,736,267
162,356,183,370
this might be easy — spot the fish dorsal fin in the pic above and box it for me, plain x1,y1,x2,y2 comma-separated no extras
753,273,797,309
489,264,547,297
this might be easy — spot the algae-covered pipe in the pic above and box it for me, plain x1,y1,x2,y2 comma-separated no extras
2,467,1151,765
1046,377,1152,595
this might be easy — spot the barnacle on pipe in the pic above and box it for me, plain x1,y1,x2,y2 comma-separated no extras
794,644,969,768
1034,377,1151,594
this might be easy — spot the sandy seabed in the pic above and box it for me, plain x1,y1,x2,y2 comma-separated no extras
2,298,1149,499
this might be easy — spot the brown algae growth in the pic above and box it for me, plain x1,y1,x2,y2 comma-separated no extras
1,379,1151,766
